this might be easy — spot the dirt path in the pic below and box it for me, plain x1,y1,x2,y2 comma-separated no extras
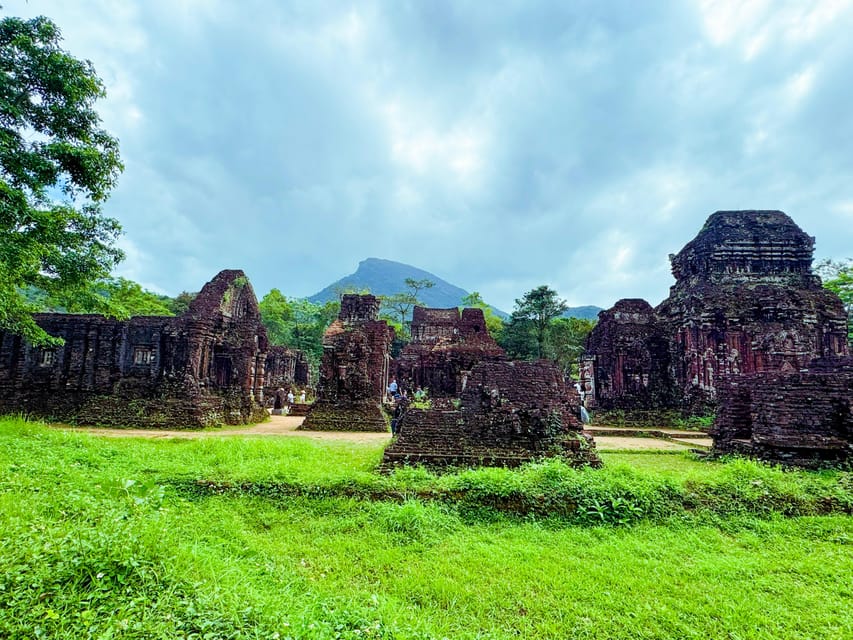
64,416,710,451
592,436,701,451
66,415,393,443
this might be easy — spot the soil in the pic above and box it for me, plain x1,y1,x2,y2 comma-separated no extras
63,416,709,451
64,414,392,443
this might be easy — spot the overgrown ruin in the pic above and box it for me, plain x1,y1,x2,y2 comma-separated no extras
382,359,601,469
0,270,271,427
582,211,850,414
710,357,853,467
264,346,310,410
300,294,394,431
395,306,506,397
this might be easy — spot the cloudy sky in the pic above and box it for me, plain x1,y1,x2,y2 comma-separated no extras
5,0,853,311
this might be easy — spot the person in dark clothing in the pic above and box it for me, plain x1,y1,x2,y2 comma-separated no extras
391,396,408,435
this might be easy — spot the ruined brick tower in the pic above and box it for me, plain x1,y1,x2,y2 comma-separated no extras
583,211,849,412
395,306,506,397
300,294,394,431
0,270,270,427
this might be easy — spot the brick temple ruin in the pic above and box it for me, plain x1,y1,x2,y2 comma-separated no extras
382,359,601,469
711,357,853,468
264,346,310,411
582,211,850,414
0,270,277,427
395,306,506,397
300,294,394,431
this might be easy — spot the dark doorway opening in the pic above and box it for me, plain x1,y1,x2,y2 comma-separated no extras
214,355,232,386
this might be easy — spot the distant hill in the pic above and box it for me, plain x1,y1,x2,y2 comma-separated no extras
307,257,602,321
562,305,603,321
307,258,508,316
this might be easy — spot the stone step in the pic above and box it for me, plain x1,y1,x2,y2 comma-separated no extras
670,437,713,448
287,403,311,417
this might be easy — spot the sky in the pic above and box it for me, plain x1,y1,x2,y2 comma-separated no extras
5,0,853,312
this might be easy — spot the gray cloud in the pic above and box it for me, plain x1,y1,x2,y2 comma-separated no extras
4,0,852,311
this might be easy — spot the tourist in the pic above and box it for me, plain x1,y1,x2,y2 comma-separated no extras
287,389,295,406
299,390,306,403
387,378,398,400
391,396,407,435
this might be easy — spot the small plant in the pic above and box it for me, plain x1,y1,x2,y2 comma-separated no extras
577,495,645,525
372,499,459,544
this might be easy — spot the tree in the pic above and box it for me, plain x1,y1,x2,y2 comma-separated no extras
258,291,340,360
460,291,504,340
512,285,568,358
497,315,537,359
90,278,173,317
21,276,179,317
817,258,853,345
546,317,596,376
380,277,435,341
165,291,196,315
404,277,435,301
0,15,123,345
258,289,293,345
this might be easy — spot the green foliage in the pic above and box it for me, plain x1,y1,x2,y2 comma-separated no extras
817,258,853,344
258,288,293,344
671,413,716,431
165,290,196,315
545,316,596,375
21,276,179,317
258,290,340,368
460,290,504,340
380,277,435,342
498,312,594,372
404,277,435,299
0,16,124,345
333,283,372,298
511,285,568,358
371,499,459,544
1,417,852,638
77,277,174,316
497,315,537,359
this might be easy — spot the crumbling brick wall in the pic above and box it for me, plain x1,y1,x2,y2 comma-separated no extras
395,306,506,397
300,294,394,431
710,357,853,467
382,360,601,469
583,211,849,413
0,270,269,427
263,346,310,406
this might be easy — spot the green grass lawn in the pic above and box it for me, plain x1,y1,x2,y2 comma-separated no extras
1,416,851,639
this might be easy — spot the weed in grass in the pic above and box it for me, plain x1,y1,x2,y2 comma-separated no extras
372,499,460,545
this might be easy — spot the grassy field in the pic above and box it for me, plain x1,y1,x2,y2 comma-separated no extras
1,416,851,639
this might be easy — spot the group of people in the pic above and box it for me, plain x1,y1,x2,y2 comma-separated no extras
386,378,428,403
271,388,307,414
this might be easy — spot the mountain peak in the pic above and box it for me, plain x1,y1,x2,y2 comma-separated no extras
307,258,484,311
307,259,602,321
